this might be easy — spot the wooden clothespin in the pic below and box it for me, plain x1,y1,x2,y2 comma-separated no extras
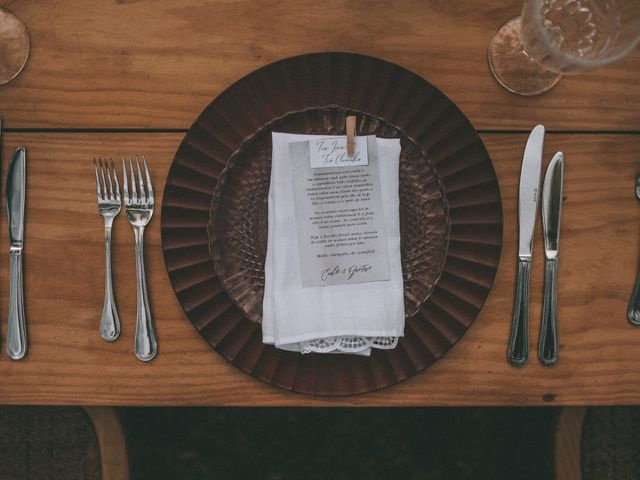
346,115,356,157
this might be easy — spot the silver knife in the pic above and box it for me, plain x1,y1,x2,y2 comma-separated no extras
507,124,545,366
538,152,564,365
6,146,27,360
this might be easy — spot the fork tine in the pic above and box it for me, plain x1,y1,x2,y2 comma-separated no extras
142,155,154,204
128,156,138,204
104,158,114,200
94,158,103,200
105,159,115,201
99,158,109,200
111,159,121,202
135,155,146,204
122,156,129,204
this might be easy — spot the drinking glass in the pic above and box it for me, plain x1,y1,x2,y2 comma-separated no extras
488,0,640,96
0,6,29,86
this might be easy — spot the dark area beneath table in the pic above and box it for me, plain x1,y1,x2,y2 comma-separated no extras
118,407,557,480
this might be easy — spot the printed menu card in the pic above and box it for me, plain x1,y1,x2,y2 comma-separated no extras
288,136,390,287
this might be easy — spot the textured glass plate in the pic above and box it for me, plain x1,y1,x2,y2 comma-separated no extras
209,106,449,322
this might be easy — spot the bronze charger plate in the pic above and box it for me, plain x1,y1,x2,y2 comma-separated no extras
161,52,503,396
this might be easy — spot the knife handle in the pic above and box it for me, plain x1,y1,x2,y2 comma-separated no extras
508,258,531,366
539,258,559,365
628,266,640,325
7,249,26,360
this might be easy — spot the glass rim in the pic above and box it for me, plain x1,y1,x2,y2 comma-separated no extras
0,6,30,86
526,0,640,70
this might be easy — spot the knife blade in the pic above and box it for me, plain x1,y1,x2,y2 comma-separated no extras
507,124,545,366
539,152,564,365
6,146,27,360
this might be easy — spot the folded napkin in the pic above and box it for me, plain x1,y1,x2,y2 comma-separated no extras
262,132,405,354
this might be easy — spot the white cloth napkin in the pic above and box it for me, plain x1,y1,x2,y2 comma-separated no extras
262,132,405,354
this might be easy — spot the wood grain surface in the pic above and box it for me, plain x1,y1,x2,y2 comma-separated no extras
0,0,638,131
0,132,638,406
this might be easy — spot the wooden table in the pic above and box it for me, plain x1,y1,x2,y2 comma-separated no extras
0,0,638,406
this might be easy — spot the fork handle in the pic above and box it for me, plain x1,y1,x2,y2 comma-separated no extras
133,226,157,362
7,249,27,359
508,258,530,366
100,225,120,341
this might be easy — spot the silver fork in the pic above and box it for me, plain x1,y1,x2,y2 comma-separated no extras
122,155,157,361
94,158,121,341
628,174,640,325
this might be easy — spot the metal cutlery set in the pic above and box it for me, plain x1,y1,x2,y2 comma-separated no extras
508,125,565,367
9,119,640,371
94,156,157,362
0,117,157,362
